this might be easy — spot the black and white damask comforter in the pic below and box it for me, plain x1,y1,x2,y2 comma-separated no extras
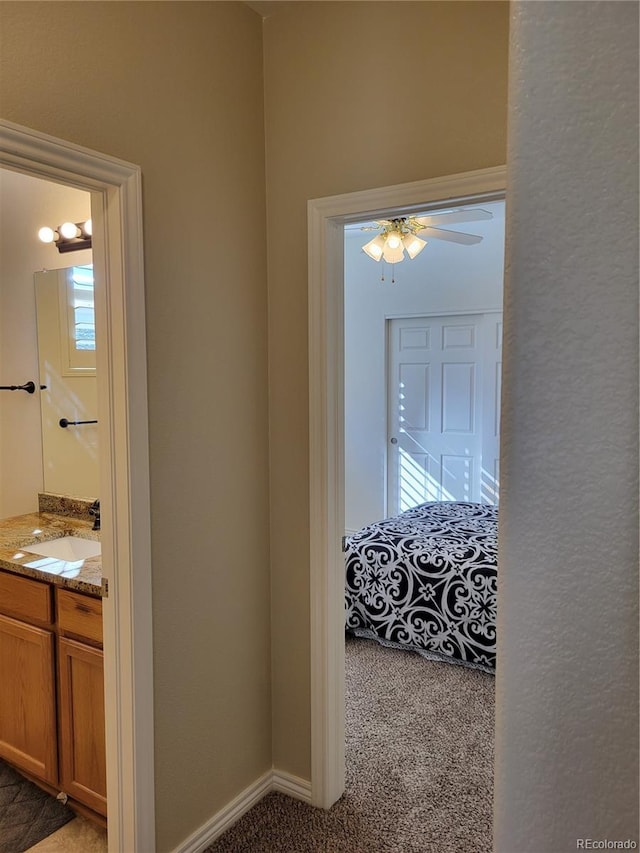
345,502,498,672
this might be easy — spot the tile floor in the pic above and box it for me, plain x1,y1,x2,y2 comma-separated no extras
25,816,107,852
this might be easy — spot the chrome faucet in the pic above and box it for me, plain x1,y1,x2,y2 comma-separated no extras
88,499,100,531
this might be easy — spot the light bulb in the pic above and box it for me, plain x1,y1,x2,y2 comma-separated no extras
385,230,403,250
82,219,92,237
402,234,427,259
59,221,79,240
382,245,404,264
38,226,56,244
362,234,385,261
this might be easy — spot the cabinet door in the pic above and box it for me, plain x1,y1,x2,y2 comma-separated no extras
58,637,107,816
0,613,57,784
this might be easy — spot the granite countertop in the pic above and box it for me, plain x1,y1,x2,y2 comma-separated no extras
0,511,104,597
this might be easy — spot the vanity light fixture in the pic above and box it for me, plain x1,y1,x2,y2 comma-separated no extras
38,219,92,253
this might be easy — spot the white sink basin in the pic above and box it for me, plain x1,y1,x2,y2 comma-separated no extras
26,536,101,561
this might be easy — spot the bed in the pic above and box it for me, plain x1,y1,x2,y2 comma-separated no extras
345,501,497,672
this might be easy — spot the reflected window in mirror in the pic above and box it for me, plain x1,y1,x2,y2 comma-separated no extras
71,266,95,352
59,265,95,374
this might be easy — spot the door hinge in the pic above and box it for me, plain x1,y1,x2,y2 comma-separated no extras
341,535,348,552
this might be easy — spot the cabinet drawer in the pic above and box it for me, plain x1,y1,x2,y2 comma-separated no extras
0,571,52,625
57,590,102,646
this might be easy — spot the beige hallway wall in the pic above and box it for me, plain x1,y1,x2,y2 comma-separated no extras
0,3,271,850
262,0,510,778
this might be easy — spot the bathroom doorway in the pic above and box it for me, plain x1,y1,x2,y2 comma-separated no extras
0,120,155,853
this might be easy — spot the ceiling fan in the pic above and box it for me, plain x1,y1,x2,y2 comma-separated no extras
360,208,494,265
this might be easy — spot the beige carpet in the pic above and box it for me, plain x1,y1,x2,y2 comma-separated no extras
207,635,494,853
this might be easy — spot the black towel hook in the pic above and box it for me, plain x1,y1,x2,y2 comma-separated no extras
0,381,46,394
59,418,98,428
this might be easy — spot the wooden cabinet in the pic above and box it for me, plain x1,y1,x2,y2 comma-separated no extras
58,637,106,815
0,571,106,818
0,613,57,784
56,588,106,816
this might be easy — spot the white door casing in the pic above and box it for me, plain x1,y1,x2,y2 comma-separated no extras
387,312,502,515
481,314,502,505
0,119,155,853
308,167,507,809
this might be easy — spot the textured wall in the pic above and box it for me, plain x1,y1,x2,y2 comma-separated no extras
495,2,639,850
263,0,510,779
0,4,270,850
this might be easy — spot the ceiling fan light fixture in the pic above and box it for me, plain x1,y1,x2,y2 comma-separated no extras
402,234,427,259
359,207,487,277
362,234,386,261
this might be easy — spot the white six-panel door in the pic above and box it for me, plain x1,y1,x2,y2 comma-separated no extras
387,313,502,514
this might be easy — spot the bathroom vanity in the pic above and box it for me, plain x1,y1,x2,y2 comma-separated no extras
0,505,106,819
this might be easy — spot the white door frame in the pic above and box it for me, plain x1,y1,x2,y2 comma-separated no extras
308,166,507,808
0,119,155,852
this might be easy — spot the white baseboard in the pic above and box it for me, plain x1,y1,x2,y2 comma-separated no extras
271,769,312,803
172,771,271,853
173,768,312,853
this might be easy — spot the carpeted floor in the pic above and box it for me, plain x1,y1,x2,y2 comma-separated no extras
207,635,495,853
0,759,74,853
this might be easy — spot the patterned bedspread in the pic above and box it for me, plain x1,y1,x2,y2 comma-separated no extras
345,502,498,671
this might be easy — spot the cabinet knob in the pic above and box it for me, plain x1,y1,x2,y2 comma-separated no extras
390,437,398,445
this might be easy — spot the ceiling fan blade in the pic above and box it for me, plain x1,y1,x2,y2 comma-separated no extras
419,226,483,245
415,209,493,227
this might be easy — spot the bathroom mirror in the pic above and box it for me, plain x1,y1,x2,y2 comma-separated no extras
35,265,100,499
